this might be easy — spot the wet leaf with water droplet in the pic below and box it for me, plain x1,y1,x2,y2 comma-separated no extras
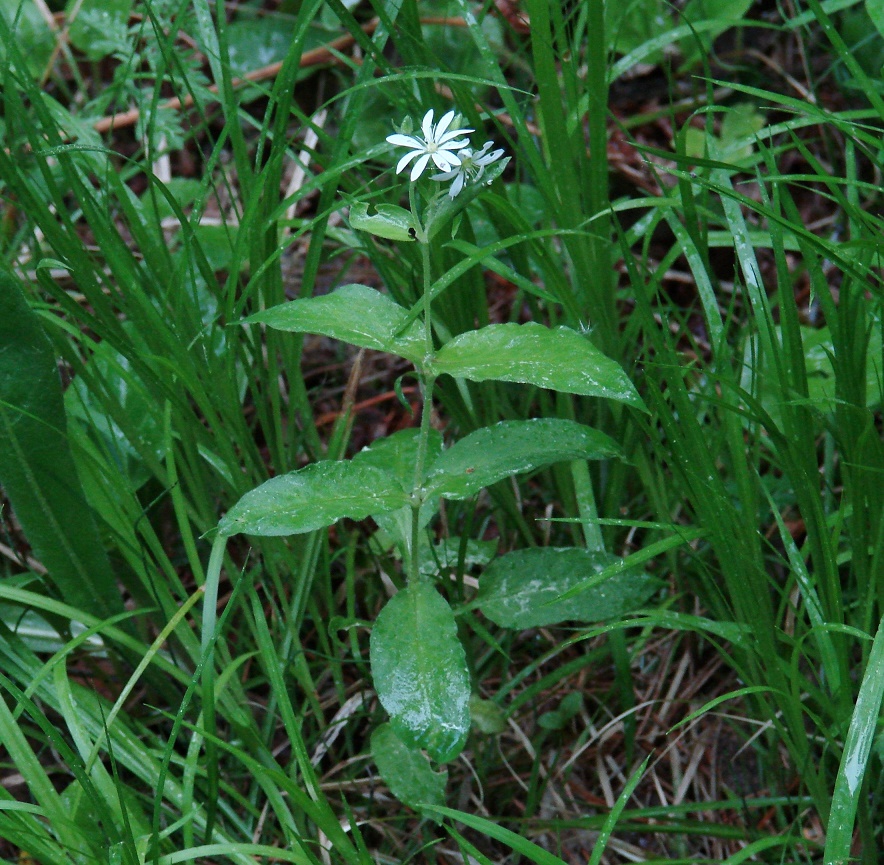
479,547,658,628
244,284,425,364
371,723,447,814
431,322,645,407
219,460,409,537
425,418,622,500
370,582,470,763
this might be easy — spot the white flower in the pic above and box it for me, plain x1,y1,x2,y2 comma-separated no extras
431,140,505,198
386,109,473,182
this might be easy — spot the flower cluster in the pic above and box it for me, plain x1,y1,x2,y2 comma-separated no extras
386,108,504,198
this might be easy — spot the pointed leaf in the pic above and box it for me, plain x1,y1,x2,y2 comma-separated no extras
478,547,657,628
349,202,416,241
432,322,644,406
218,460,409,537
425,419,622,500
245,284,425,363
0,271,122,619
370,582,470,763
371,723,447,813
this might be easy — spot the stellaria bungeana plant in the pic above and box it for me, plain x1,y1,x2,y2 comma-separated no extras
205,104,652,813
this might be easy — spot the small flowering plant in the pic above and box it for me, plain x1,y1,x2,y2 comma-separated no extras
347,108,507,248
209,104,649,812
385,108,505,199
386,108,474,180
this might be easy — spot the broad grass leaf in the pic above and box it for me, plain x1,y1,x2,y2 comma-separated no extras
478,547,656,628
370,582,470,763
219,460,409,537
425,419,622,500
371,723,447,813
432,322,644,407
0,271,122,619
245,284,425,364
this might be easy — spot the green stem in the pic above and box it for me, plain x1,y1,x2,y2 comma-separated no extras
409,232,436,583
571,459,604,552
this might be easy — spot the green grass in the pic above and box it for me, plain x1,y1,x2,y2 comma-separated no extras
2,0,884,862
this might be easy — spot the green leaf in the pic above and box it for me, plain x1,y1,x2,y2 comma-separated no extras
67,0,131,60
865,0,884,41
425,419,622,500
218,460,409,537
349,201,417,242
606,0,673,59
678,0,753,68
469,695,506,735
0,0,54,77
432,322,645,407
478,547,657,628
370,582,470,763
538,692,583,730
371,723,447,813
225,14,297,77
0,270,122,620
245,284,425,364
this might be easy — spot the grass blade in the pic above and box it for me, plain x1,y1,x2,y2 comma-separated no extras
823,615,884,863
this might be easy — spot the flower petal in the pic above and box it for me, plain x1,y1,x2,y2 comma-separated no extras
432,150,461,171
386,133,424,148
449,173,466,198
395,150,422,174
476,148,504,167
410,152,432,181
438,127,473,145
421,109,436,141
435,110,455,139
431,169,458,181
